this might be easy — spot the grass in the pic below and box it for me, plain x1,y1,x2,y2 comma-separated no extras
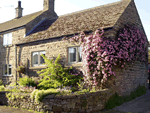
104,85,148,110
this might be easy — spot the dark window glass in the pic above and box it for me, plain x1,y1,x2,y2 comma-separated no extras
5,65,7,75
8,65,12,75
40,51,45,64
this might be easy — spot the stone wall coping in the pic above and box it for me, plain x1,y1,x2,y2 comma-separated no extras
43,88,110,100
0,91,10,94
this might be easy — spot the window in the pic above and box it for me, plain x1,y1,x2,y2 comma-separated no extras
32,51,45,66
3,33,12,46
68,46,82,63
3,64,12,76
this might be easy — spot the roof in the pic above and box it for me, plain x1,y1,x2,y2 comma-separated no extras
0,10,44,33
17,0,132,44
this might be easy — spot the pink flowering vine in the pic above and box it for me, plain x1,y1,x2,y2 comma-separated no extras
63,25,147,88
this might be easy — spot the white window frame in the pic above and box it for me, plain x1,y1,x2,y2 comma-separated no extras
32,51,46,67
3,32,12,46
68,46,82,63
3,64,12,76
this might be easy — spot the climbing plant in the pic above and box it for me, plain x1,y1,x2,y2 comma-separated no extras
63,25,147,89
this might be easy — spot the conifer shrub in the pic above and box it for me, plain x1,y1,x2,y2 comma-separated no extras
37,54,83,90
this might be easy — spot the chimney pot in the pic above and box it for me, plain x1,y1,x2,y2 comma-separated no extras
15,1,23,18
18,1,21,7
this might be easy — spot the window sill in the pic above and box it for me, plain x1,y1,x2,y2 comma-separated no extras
29,65,47,70
3,75,13,77
65,62,82,67
3,44,13,47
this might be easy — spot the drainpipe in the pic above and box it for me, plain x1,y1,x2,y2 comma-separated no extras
14,44,17,85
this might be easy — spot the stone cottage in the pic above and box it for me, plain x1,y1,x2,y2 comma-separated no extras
0,0,148,96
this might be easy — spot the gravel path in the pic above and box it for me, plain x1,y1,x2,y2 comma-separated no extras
0,106,35,113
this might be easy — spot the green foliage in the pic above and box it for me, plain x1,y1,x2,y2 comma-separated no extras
0,80,3,86
37,54,83,90
6,93,15,100
30,89,59,103
21,96,25,99
81,98,87,107
105,85,148,110
30,89,39,101
18,76,36,87
130,85,147,98
0,86,5,91
71,87,78,92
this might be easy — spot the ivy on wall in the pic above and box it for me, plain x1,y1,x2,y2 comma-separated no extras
63,25,147,88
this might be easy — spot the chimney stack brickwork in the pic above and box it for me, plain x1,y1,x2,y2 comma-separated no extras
15,1,23,18
43,0,54,12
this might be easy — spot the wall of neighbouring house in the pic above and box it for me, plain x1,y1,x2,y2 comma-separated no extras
0,28,26,84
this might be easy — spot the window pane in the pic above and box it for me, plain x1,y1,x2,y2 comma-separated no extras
8,65,12,75
3,34,7,46
7,33,12,45
5,65,7,75
69,48,76,62
33,52,38,65
78,47,82,62
40,51,45,64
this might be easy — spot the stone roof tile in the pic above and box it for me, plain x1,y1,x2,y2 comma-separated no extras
17,0,132,44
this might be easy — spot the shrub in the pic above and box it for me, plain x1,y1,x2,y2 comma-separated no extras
0,80,3,86
37,54,83,90
30,89,59,103
18,76,36,87
0,85,5,91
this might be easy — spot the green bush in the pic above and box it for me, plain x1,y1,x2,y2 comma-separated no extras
0,86,5,91
37,54,83,90
18,76,36,87
30,89,59,103
0,80,3,86
105,85,147,110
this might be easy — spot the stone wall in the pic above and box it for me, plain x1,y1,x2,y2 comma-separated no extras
1,88,115,113
114,61,148,96
0,91,9,105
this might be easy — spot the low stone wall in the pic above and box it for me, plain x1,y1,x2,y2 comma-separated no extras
0,91,9,105
0,88,115,113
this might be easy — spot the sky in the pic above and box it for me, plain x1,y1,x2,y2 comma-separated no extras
0,0,149,41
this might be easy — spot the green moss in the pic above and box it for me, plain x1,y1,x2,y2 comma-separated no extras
104,85,148,110
81,98,87,107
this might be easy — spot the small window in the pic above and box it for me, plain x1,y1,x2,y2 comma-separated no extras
68,46,82,63
32,51,45,66
3,33,12,46
3,64,12,76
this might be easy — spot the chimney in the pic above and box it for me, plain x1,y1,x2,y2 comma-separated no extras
43,0,54,12
15,1,23,18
